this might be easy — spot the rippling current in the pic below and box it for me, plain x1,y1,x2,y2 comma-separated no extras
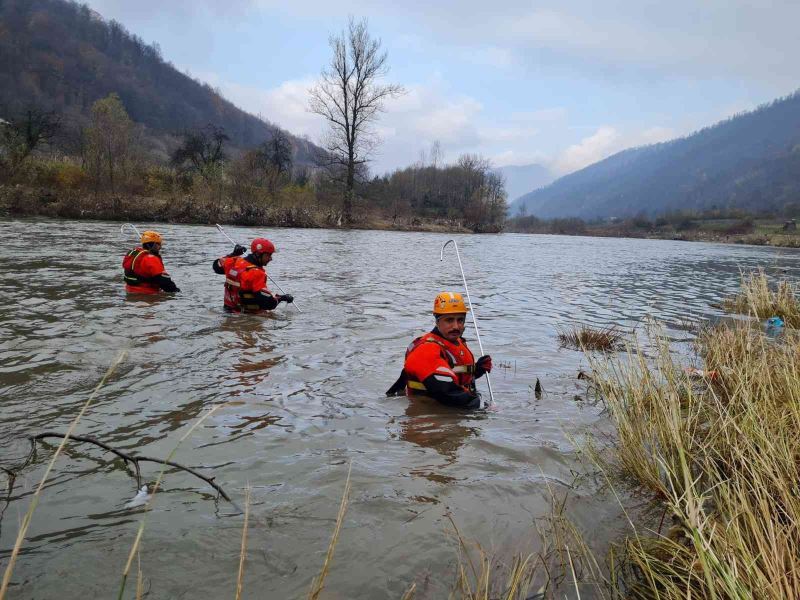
2,218,799,599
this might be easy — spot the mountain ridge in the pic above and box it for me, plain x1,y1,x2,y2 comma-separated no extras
0,0,322,164
514,91,800,219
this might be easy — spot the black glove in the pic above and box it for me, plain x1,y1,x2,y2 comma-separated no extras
278,294,294,303
475,355,492,378
231,244,246,257
157,274,179,293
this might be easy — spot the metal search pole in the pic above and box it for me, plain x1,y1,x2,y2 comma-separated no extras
120,223,142,239
440,239,495,406
214,224,302,313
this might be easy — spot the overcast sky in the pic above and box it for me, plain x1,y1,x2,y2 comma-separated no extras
84,0,799,176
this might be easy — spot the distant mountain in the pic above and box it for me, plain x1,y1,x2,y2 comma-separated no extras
515,91,800,219
493,164,554,203
0,0,321,164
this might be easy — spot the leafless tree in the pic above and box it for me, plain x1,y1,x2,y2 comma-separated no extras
0,108,60,176
309,17,404,223
429,140,442,169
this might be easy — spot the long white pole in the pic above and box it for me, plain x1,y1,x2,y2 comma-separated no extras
440,239,495,406
120,223,142,239
215,224,302,313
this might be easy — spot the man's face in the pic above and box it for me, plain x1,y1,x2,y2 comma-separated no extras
257,252,273,266
437,314,466,342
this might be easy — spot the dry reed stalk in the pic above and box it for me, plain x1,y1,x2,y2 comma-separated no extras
234,484,252,600
557,324,623,352
0,350,127,600
588,321,800,599
443,502,604,600
722,268,800,326
117,403,229,600
135,550,144,600
307,462,352,600
399,582,416,599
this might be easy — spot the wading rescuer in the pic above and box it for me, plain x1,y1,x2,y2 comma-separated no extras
386,292,492,409
123,231,180,294
212,237,294,312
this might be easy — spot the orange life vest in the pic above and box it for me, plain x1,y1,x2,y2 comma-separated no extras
123,248,163,294
223,256,265,311
404,332,476,396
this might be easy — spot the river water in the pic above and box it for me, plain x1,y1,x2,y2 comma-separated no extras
1,218,799,599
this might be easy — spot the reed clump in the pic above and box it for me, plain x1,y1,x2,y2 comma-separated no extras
558,324,623,351
589,322,800,599
722,269,800,326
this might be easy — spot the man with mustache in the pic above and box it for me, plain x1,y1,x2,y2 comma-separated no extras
386,292,492,409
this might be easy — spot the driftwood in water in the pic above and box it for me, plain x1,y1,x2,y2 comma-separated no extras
29,432,231,502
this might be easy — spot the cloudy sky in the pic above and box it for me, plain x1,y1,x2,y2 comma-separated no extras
85,0,798,176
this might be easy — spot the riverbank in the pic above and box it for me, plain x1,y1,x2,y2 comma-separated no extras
575,271,800,598
0,184,472,233
507,213,800,248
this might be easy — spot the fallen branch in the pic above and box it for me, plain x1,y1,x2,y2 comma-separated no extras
30,432,231,503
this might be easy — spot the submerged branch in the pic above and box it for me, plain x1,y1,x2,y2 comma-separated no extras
28,432,231,502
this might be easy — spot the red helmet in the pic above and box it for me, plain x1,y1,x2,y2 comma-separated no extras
251,238,276,254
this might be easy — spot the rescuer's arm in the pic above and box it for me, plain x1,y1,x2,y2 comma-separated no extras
250,290,279,310
212,246,245,274
155,273,179,293
139,255,180,293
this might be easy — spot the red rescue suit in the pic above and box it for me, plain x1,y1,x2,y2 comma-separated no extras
221,256,273,312
123,247,168,294
400,330,481,408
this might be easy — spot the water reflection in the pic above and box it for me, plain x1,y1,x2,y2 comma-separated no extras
399,398,480,464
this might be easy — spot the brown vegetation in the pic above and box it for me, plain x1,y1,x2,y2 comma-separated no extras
585,322,800,598
722,269,800,326
507,208,800,247
557,324,623,351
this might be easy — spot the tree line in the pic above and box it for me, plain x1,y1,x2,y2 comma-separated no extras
0,93,506,231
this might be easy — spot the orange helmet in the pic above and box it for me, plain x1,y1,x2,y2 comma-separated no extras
433,291,469,315
141,230,162,245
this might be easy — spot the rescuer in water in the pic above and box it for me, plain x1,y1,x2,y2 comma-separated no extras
122,230,180,294
212,237,294,312
386,292,492,409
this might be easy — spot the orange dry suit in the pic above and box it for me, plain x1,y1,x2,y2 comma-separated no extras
386,329,484,409
214,254,279,312
122,247,179,294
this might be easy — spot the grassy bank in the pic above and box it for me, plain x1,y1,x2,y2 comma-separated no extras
581,272,800,598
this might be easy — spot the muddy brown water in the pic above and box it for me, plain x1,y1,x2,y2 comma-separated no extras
1,218,799,599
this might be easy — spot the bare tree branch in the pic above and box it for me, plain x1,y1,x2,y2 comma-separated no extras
28,432,232,502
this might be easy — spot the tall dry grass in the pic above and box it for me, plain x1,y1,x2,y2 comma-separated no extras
722,269,800,326
588,321,800,598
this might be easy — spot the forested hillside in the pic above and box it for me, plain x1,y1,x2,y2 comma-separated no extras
0,0,319,163
513,91,800,219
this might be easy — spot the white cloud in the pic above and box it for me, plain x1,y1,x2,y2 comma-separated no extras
552,126,621,174
470,46,516,69
552,124,676,175
188,71,326,140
